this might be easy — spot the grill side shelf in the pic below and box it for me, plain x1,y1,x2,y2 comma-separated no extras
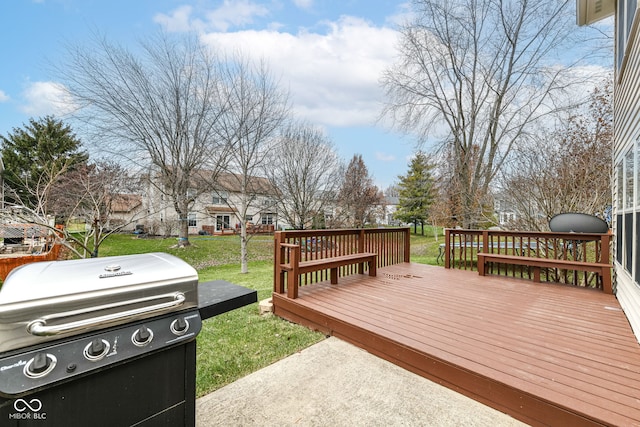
198,280,257,320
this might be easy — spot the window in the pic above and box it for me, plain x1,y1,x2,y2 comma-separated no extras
626,149,635,209
187,213,196,227
617,145,640,277
212,191,228,205
261,213,275,225
617,0,638,71
215,215,230,231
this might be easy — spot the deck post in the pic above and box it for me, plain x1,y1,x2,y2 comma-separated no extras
481,230,489,254
444,229,451,268
274,231,284,294
601,231,613,294
403,227,411,263
533,266,541,282
287,244,300,299
330,267,338,284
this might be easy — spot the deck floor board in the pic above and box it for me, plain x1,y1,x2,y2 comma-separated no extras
273,263,640,427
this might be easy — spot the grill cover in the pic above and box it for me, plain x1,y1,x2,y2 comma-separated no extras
0,253,198,353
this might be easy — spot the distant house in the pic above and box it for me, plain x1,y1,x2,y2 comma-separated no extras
377,195,401,226
493,195,517,227
577,1,640,341
108,194,144,232
141,172,283,236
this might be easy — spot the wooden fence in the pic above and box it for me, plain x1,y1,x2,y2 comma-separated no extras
0,244,62,281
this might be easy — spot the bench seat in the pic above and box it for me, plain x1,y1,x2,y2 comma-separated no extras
279,244,377,298
478,253,612,293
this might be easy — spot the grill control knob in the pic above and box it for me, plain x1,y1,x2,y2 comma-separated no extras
131,325,153,347
24,352,57,378
83,339,110,361
170,317,189,336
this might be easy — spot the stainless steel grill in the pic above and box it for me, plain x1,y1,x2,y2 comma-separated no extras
0,252,203,426
0,252,199,354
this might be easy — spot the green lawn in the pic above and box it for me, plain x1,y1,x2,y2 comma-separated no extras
95,228,444,397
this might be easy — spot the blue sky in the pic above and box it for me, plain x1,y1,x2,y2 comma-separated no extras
0,0,418,189
0,1,613,191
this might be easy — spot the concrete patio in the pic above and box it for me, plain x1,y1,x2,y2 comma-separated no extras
196,337,526,426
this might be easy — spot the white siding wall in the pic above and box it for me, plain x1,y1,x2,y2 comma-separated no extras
613,4,640,342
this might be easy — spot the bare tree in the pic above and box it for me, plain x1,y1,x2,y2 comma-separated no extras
60,33,230,246
337,155,382,228
381,0,600,228
266,121,343,230
2,161,148,258
499,80,613,230
56,161,146,257
214,54,289,273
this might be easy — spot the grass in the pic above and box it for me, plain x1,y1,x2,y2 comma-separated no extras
98,234,325,397
95,228,444,397
409,226,446,264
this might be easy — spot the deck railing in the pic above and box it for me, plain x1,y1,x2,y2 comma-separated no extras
444,229,612,290
274,227,411,295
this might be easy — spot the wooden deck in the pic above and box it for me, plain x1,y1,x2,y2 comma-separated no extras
273,263,640,427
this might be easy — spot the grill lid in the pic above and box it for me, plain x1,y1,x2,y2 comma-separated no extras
0,253,199,353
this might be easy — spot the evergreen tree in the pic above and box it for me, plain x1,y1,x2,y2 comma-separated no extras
0,116,88,213
395,151,435,234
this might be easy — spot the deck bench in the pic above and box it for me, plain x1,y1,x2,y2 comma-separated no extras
279,243,377,298
477,253,612,294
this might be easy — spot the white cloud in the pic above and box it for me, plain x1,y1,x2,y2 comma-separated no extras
155,1,269,33
292,0,313,10
205,0,269,31
20,81,77,117
154,5,196,33
0,90,9,102
376,152,396,162
200,16,399,127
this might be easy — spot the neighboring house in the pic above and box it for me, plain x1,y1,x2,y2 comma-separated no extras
377,195,401,226
108,194,144,232
142,172,283,236
577,0,640,340
493,196,517,227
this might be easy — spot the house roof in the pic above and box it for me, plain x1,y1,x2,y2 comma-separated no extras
576,0,614,26
212,172,276,196
0,224,48,239
111,194,142,213
206,206,236,215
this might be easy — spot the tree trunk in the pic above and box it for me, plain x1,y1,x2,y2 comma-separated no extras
240,194,249,274
176,200,190,247
240,223,248,274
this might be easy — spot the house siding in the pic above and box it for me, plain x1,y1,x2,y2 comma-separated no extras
613,2,640,341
